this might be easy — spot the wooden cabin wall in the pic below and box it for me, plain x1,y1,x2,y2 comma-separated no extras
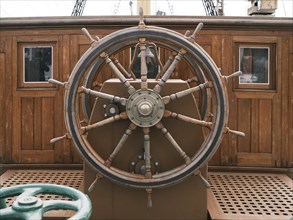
0,17,292,169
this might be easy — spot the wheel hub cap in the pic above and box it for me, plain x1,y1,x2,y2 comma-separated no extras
126,89,165,127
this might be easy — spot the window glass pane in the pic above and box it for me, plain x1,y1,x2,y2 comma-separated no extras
24,47,52,82
239,48,269,84
131,46,159,79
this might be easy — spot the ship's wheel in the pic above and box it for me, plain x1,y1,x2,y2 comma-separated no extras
49,8,244,202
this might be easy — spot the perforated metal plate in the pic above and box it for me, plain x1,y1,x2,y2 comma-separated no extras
0,170,83,218
1,170,292,219
208,172,293,220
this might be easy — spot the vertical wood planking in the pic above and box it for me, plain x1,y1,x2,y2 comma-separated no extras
281,37,290,166
0,53,5,162
5,37,13,163
289,37,293,168
42,97,54,150
0,20,290,167
237,99,251,152
21,97,34,150
224,34,238,165
259,99,272,153
54,34,70,163
272,38,282,167
251,99,259,153
33,98,42,150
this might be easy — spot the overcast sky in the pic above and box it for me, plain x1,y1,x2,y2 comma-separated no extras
0,0,292,17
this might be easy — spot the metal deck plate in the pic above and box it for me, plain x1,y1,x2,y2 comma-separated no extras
208,172,293,220
1,170,292,219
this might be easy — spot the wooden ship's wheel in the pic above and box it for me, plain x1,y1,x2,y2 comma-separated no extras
49,8,244,210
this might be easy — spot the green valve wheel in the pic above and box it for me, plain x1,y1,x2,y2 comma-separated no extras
0,184,92,220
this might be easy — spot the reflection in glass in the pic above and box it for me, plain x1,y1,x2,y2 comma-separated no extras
131,46,159,79
24,47,52,82
239,47,269,84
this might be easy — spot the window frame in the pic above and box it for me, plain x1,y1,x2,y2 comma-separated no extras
17,41,57,89
234,43,276,90
23,46,53,83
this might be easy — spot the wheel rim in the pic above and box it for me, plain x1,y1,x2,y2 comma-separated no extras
65,25,228,188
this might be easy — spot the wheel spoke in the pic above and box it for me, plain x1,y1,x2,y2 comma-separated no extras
139,39,148,89
15,186,43,198
42,200,79,213
155,51,177,80
162,81,209,104
101,53,135,94
0,207,22,219
155,122,191,165
143,128,152,178
153,49,186,93
112,57,132,79
81,86,127,106
164,110,212,129
104,123,137,167
80,112,128,134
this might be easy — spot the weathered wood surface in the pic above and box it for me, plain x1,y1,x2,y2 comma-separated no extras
0,16,291,168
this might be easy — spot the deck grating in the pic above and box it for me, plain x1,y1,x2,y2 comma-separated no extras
0,170,84,218
207,172,293,220
0,170,292,219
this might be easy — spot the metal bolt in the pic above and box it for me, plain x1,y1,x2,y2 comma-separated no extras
109,107,116,114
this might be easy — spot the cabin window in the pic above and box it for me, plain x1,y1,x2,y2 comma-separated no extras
239,47,269,84
24,47,53,82
235,44,276,90
17,39,58,89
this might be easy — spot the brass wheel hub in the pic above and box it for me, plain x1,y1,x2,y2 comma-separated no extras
126,89,165,127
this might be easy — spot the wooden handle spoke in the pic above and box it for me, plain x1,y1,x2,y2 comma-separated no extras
164,110,213,129
80,112,127,134
153,49,186,93
155,122,191,165
155,51,177,80
50,133,70,144
81,86,127,106
225,127,245,137
143,128,152,179
162,81,209,104
189,22,203,41
104,123,137,167
112,57,132,78
139,40,148,89
222,71,242,82
102,53,136,94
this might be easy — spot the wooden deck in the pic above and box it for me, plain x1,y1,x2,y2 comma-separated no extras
1,170,292,219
